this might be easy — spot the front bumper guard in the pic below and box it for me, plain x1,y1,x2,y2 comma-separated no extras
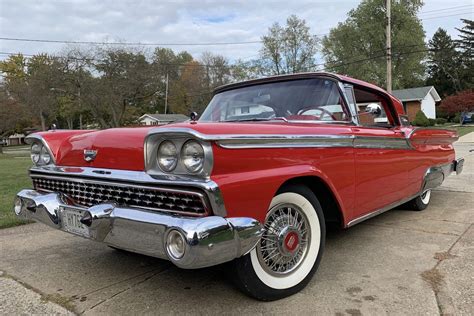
14,189,263,269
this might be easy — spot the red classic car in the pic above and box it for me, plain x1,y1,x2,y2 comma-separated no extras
14,72,464,301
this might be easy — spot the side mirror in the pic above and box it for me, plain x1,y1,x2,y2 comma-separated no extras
365,103,382,117
190,112,199,121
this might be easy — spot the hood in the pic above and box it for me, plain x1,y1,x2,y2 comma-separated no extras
37,121,350,171
39,128,151,171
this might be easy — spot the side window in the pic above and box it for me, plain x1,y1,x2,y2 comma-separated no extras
296,80,350,121
353,87,393,127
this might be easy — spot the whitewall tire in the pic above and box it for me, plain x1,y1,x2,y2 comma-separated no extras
230,185,326,301
410,189,432,211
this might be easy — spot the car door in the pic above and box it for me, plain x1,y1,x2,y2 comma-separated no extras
345,85,412,219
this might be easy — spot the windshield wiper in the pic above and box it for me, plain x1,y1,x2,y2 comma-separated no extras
224,117,288,122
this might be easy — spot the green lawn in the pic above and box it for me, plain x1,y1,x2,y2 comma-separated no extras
451,125,474,137
0,150,33,229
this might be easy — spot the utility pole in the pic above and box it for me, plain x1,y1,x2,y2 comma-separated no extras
78,85,82,129
164,72,169,114
386,0,392,93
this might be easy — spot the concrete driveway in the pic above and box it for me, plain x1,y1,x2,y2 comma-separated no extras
1,137,473,315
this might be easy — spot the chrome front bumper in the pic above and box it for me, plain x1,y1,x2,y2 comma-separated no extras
14,189,263,269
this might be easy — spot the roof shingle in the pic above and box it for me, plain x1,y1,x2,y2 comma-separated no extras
392,86,436,101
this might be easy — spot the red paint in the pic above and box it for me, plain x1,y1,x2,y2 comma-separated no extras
284,232,299,252
30,75,458,228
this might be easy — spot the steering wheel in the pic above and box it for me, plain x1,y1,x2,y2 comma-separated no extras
297,106,337,121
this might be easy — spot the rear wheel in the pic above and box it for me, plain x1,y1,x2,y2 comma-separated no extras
230,185,325,301
409,189,432,211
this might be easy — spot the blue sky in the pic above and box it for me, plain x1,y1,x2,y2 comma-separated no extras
0,0,472,63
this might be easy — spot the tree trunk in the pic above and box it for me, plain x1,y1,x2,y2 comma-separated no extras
40,111,46,131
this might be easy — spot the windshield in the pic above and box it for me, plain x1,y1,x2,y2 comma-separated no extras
199,78,350,123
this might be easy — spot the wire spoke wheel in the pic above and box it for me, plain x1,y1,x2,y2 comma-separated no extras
257,203,311,276
232,187,325,300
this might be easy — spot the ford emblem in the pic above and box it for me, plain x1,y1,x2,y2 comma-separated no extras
84,149,98,162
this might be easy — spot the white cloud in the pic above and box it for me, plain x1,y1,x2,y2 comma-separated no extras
0,0,472,63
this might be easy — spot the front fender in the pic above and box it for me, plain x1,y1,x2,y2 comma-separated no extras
212,164,351,223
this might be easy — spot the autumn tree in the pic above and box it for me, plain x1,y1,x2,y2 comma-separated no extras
0,54,65,130
438,89,474,119
322,0,426,89
151,48,193,114
168,61,208,115
0,84,32,135
92,48,160,127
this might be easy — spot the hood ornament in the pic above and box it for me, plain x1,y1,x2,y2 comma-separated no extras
84,149,98,162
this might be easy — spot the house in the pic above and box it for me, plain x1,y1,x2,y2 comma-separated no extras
138,114,189,126
5,133,26,146
392,86,441,121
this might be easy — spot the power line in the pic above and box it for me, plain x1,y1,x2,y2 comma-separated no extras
419,4,473,15
0,42,429,68
0,9,469,49
421,13,472,20
0,37,262,46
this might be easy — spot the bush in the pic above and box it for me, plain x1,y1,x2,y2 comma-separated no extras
436,118,448,125
452,113,461,123
412,110,430,127
428,118,436,126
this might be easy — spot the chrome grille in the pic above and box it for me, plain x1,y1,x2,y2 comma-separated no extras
32,176,208,216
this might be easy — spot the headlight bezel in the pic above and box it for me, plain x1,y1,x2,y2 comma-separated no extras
146,134,213,178
26,135,56,167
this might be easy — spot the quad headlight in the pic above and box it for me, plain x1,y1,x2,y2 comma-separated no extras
40,146,51,165
181,140,204,173
30,142,53,166
153,138,210,176
31,143,41,164
157,140,178,172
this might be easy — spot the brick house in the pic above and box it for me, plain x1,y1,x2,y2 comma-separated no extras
392,86,441,121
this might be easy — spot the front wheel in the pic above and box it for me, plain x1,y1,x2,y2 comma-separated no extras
230,185,326,301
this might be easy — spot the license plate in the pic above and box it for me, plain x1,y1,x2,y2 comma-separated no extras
61,207,89,237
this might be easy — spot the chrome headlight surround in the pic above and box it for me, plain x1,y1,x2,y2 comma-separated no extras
145,133,213,179
26,135,56,166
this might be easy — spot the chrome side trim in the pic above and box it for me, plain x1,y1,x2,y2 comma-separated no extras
25,134,57,165
29,166,227,217
217,135,353,149
346,192,419,227
147,128,413,150
353,137,411,149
